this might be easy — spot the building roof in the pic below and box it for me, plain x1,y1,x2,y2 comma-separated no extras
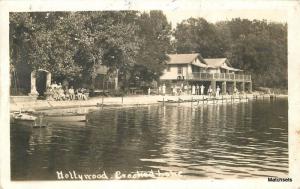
221,64,242,71
204,58,227,68
167,53,205,65
167,54,242,71
204,58,242,71
193,61,208,68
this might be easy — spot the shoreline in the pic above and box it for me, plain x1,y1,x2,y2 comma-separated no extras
10,93,288,112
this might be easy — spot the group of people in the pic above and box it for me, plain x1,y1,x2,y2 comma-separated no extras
157,83,229,97
158,84,167,95
192,84,221,97
46,82,89,101
191,84,206,95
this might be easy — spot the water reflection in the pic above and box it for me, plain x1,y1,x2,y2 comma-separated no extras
11,99,288,180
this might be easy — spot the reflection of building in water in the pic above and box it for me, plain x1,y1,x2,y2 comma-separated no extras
207,105,214,124
221,104,227,127
215,105,220,124
231,103,238,129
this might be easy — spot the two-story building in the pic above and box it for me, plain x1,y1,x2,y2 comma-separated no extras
160,53,252,94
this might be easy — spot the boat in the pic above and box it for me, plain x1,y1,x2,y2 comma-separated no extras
11,112,37,122
11,112,47,127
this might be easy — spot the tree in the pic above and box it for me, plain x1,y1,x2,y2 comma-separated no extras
10,12,287,91
173,17,287,89
10,12,83,82
79,11,142,89
134,11,172,84
174,17,226,58
10,11,142,90
224,19,287,88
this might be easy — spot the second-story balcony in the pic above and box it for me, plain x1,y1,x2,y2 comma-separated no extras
187,72,251,82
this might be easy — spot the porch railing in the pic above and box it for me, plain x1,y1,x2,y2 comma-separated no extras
187,73,251,82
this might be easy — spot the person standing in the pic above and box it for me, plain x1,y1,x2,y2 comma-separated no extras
172,85,177,96
196,84,199,95
216,86,220,97
69,86,75,100
184,84,188,95
200,84,205,95
192,85,195,95
208,85,212,97
162,84,166,96
234,87,238,95
148,87,151,96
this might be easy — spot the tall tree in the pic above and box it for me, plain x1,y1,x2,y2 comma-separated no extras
223,19,287,88
134,11,172,84
10,11,142,89
174,17,226,58
174,17,287,89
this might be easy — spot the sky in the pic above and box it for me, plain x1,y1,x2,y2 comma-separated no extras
164,9,287,28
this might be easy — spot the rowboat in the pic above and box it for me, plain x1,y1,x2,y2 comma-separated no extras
11,112,37,121
10,112,47,127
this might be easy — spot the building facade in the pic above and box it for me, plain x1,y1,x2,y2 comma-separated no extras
160,53,252,94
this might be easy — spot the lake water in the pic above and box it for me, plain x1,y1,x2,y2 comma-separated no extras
11,98,288,180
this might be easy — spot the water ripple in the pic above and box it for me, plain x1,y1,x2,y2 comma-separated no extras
11,99,288,180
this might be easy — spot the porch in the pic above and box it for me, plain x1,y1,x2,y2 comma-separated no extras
160,72,252,95
187,73,251,82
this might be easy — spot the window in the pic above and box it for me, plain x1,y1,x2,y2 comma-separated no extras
178,66,183,74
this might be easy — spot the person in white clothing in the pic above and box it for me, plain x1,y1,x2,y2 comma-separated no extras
192,85,195,95
184,85,188,94
200,85,205,95
162,84,166,95
69,86,75,100
158,86,162,95
172,86,177,96
216,86,221,97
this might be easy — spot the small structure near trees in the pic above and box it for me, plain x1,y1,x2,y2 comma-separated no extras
29,69,51,97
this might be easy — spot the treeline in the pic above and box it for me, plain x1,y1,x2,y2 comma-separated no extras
10,11,287,90
10,11,172,90
174,18,287,89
